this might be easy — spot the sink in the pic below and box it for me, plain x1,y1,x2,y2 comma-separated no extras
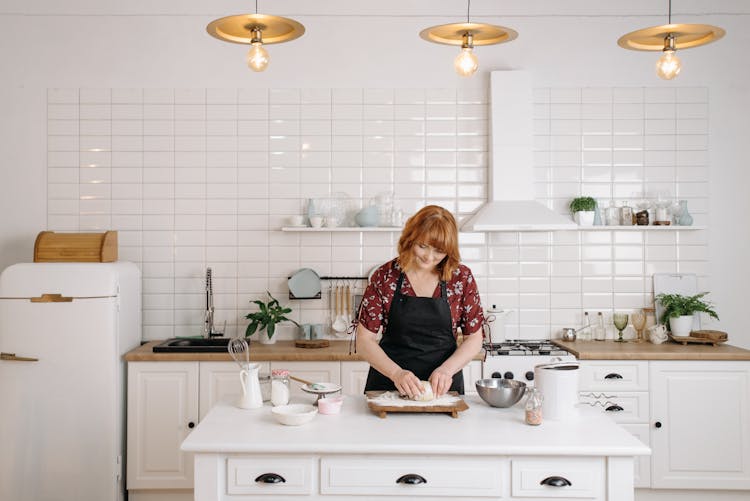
153,337,231,353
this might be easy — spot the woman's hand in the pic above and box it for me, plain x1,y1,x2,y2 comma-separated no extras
429,367,454,397
390,369,423,399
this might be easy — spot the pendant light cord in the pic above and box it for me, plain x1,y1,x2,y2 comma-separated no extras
255,0,258,14
467,0,471,23
668,0,672,24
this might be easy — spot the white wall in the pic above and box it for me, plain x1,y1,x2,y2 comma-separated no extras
1,1,748,347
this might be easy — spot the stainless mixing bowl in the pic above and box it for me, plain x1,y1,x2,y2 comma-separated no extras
475,378,528,408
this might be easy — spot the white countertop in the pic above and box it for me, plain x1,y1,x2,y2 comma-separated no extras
182,395,650,457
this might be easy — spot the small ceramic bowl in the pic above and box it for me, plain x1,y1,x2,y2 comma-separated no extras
318,395,345,415
271,404,317,426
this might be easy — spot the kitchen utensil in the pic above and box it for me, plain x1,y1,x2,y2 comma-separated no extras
561,328,577,342
228,337,250,370
289,375,326,390
238,363,263,409
475,378,527,408
534,361,580,420
271,404,318,426
332,286,347,334
288,268,321,299
345,285,352,325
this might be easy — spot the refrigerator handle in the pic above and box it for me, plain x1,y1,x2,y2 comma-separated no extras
30,293,73,303
1,352,39,362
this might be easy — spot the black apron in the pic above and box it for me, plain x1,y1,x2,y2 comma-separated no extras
364,272,464,394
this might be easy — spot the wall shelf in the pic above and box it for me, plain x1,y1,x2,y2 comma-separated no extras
281,227,403,232
578,225,706,231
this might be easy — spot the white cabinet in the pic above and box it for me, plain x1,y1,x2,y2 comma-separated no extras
341,361,370,395
272,361,340,401
649,361,750,490
578,361,650,489
199,361,270,419
462,360,483,395
126,361,198,489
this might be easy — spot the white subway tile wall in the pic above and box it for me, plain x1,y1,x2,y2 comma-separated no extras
47,87,709,341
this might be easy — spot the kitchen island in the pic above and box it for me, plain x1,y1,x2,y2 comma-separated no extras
181,395,649,501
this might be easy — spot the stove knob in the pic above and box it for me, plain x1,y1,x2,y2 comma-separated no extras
491,371,503,379
525,371,535,381
503,371,514,380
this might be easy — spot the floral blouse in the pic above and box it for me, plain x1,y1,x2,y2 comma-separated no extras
357,259,485,339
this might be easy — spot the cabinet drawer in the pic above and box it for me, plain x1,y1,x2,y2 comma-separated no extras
511,457,604,499
321,456,504,497
578,361,648,391
578,391,649,424
227,456,313,495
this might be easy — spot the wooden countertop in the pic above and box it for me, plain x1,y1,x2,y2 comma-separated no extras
553,339,750,360
125,339,486,363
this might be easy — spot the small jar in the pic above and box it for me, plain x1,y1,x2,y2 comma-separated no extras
259,373,271,402
525,387,543,426
271,369,291,407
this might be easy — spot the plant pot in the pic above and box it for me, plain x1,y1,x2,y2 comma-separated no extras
574,211,595,226
258,332,277,345
669,315,694,337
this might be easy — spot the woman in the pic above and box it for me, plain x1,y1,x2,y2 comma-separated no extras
356,205,485,399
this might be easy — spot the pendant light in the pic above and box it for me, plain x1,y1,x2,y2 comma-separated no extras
206,0,305,72
420,0,517,77
617,0,724,80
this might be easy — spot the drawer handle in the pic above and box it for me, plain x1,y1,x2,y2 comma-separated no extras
605,404,624,412
604,373,623,379
396,474,427,485
255,473,286,484
540,476,572,487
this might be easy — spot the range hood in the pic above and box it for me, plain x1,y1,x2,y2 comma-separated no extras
460,71,577,232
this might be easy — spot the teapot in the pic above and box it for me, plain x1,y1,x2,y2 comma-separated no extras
648,324,668,344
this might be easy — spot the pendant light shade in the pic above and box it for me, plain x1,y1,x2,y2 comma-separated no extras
617,0,724,79
420,1,517,77
206,3,304,72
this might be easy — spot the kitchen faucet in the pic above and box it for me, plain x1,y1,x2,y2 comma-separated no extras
204,267,223,338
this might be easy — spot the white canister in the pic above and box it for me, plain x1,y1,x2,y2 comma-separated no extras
534,361,580,420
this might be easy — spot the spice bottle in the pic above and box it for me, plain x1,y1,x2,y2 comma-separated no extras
594,311,606,341
271,369,291,407
620,200,634,226
525,387,543,426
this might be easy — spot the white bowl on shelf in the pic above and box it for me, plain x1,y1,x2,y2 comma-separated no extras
271,404,318,426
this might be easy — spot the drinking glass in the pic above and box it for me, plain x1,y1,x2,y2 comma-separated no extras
613,313,629,343
630,310,646,343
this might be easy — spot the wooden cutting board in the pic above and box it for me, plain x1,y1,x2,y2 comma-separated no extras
365,391,469,419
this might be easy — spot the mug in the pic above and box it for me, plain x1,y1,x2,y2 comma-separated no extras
309,216,324,228
311,323,326,339
648,324,668,344
299,323,312,340
288,215,305,226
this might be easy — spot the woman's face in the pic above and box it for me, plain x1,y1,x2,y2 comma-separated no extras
411,242,447,272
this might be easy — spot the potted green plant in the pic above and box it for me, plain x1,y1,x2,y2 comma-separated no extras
654,292,719,337
245,291,300,344
569,196,597,226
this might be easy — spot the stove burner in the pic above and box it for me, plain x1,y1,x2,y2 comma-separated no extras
484,339,571,357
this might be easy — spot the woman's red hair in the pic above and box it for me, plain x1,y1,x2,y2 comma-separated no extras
397,205,460,281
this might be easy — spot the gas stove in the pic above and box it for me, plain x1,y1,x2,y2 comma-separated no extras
484,340,571,357
482,339,576,386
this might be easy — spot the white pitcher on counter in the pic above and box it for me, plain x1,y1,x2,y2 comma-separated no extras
238,363,264,409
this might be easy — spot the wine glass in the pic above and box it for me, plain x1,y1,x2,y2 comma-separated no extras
613,312,629,343
631,310,646,343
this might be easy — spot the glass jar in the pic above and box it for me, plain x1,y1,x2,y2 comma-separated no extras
271,369,291,407
525,387,543,426
259,373,271,402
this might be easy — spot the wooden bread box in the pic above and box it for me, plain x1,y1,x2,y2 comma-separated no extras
34,231,118,262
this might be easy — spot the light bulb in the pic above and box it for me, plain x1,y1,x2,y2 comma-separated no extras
454,47,478,77
247,42,270,72
656,49,681,80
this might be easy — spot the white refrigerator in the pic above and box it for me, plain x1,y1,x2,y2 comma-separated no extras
0,262,141,501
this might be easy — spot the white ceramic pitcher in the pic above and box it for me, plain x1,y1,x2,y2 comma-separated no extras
238,363,263,409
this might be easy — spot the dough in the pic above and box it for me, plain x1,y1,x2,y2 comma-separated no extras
411,380,435,401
